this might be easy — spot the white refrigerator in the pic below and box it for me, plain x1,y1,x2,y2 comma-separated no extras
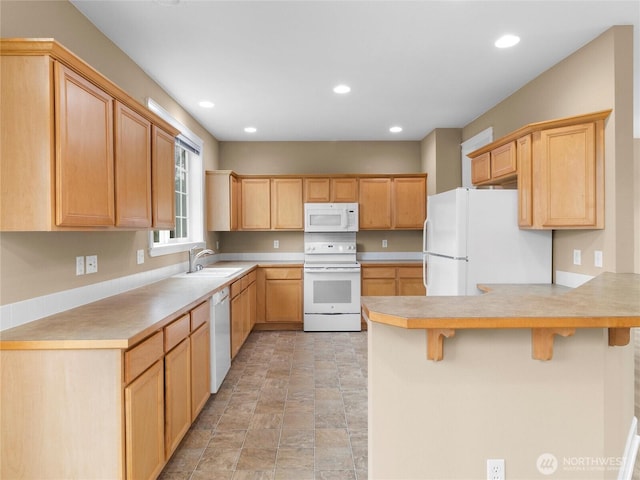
423,188,552,296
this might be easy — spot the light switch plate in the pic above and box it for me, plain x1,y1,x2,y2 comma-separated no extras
594,250,603,268
75,256,85,276
573,249,582,266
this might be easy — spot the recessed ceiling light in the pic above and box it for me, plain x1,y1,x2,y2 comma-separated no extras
494,34,520,49
244,127,257,133
389,126,403,133
333,84,351,94
198,100,215,108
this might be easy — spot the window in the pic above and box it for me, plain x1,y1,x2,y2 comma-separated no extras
147,99,205,257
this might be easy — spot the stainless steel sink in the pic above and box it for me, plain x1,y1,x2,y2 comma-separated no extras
175,267,243,278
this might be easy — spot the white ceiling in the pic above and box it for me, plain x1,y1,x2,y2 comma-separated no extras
71,0,639,142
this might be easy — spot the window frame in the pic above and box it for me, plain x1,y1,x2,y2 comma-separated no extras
147,98,205,257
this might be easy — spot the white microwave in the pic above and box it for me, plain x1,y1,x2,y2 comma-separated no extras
304,203,359,232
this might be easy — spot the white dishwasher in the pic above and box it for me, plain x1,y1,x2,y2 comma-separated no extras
210,287,231,393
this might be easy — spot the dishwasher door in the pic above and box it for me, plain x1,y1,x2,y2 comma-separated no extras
210,287,231,393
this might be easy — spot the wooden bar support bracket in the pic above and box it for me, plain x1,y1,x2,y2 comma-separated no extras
608,327,630,347
531,327,576,361
426,328,456,361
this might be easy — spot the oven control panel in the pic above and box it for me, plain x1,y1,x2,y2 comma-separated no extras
305,241,356,253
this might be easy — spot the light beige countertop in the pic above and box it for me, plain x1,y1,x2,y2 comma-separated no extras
362,272,640,329
0,261,264,350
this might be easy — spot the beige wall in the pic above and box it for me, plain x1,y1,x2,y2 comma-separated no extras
463,26,637,277
421,128,462,194
218,140,424,254
219,141,421,174
0,0,219,304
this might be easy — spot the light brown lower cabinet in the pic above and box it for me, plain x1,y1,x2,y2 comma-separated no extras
164,338,191,458
125,359,165,480
254,266,303,329
362,264,426,296
231,271,257,358
0,300,211,480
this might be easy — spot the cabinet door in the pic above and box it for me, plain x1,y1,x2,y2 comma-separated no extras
152,126,176,229
190,322,210,420
125,359,165,480
304,177,331,202
471,152,491,185
55,63,114,227
264,268,302,323
230,175,239,230
248,280,257,331
491,141,517,180
271,178,303,229
359,178,392,229
240,178,271,229
537,122,599,228
331,178,358,202
206,171,238,231
164,338,191,458
397,267,426,296
114,102,152,227
517,135,533,227
393,177,426,229
230,288,246,359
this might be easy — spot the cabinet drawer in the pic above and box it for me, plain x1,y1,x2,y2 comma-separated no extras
190,300,210,331
362,267,396,279
263,267,301,280
231,279,243,298
241,270,257,289
164,314,190,352
125,331,164,384
397,267,423,278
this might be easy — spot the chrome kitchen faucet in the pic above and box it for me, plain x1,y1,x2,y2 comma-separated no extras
188,246,215,273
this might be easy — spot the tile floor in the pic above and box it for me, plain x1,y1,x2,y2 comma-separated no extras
159,330,368,480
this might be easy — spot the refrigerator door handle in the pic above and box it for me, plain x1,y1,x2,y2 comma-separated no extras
423,218,430,253
425,252,468,261
423,255,429,290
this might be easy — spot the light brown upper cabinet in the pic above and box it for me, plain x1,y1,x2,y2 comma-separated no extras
303,177,358,202
239,176,303,230
0,39,179,231
56,63,116,227
359,178,393,229
152,126,177,229
359,175,427,230
471,142,517,186
468,110,610,229
271,178,304,229
240,177,272,229
206,170,239,231
115,102,152,228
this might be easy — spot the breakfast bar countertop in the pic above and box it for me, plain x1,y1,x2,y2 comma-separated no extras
361,272,640,330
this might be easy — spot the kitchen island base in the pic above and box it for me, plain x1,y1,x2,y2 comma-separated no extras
367,321,634,479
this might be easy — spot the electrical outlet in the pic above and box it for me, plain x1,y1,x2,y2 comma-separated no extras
382,239,388,248
75,256,85,276
216,240,220,250
573,249,582,266
594,250,603,268
136,249,145,265
487,459,505,480
86,255,98,274
274,240,279,249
